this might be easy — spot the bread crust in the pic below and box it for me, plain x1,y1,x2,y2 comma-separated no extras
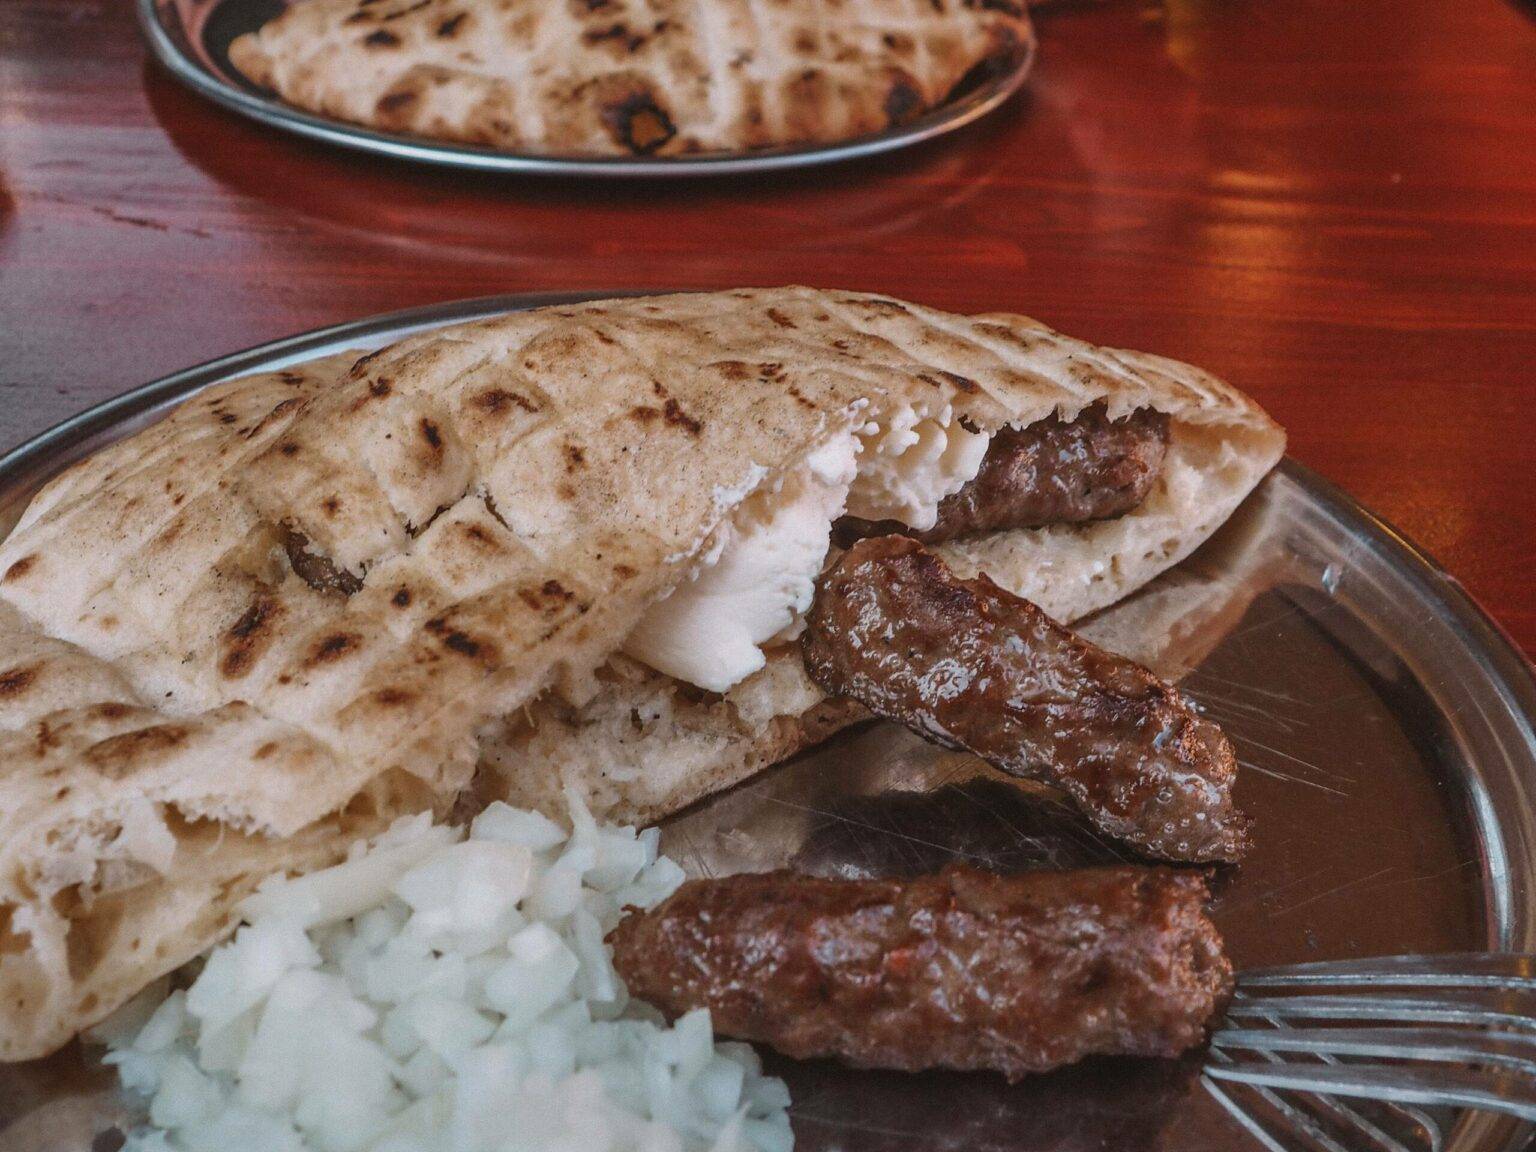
226,0,1033,156
0,288,1282,1059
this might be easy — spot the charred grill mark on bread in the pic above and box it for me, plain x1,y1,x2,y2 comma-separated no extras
602,89,678,154
281,525,363,597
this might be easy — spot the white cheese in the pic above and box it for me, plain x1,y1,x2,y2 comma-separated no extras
621,436,858,693
623,406,990,692
845,404,989,530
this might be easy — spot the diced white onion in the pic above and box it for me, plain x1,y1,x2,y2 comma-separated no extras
100,797,793,1152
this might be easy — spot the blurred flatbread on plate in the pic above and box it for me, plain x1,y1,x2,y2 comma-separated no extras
227,0,1033,156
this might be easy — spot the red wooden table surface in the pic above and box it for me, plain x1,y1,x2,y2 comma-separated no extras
1,0,1534,649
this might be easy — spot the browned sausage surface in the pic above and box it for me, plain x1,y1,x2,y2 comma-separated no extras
609,865,1232,1081
834,404,1169,547
802,536,1248,862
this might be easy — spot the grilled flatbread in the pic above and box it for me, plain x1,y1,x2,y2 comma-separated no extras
226,0,1032,156
0,289,1282,1060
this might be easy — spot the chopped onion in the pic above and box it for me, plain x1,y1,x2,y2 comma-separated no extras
99,798,791,1152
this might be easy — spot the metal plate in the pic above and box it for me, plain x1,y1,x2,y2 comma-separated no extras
136,0,1035,178
1,293,1535,1151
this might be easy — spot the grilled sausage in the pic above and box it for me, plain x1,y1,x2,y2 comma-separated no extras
610,865,1232,1081
834,403,1169,546
802,536,1248,862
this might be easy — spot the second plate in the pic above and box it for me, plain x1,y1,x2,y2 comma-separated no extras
138,0,1035,178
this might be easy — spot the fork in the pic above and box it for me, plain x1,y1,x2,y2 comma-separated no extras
1202,953,1536,1151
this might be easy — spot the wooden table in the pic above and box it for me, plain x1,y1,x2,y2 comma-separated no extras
1,0,1534,651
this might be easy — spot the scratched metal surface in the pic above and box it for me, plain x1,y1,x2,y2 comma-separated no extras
1,296,1534,1151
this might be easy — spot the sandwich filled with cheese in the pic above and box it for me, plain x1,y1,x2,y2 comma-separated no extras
0,288,1282,1061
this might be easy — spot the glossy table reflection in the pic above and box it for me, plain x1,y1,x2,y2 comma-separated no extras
0,0,1533,661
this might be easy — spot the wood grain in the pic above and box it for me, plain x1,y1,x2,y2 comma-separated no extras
0,0,1533,651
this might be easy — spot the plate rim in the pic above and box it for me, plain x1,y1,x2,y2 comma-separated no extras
136,0,1035,178
6,291,1536,1151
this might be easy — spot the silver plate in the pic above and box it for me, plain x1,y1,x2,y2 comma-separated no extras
135,0,1035,178
2,294,1535,1152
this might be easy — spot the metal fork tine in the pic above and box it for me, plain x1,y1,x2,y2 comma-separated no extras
1288,1090,1434,1152
1238,953,1536,990
1204,1055,1432,1152
1198,1050,1425,1152
1227,1008,1445,1152
1204,1065,1366,1152
1202,1074,1308,1152
1204,955,1536,1144
1227,993,1536,1033
1211,1025,1536,1077
1203,1060,1536,1121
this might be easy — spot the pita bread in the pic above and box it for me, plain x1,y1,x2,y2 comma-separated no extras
473,344,1286,824
0,288,1282,1060
226,0,1032,156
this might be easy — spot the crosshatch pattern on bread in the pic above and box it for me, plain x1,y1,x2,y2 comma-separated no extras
227,0,1034,156
0,288,1283,1060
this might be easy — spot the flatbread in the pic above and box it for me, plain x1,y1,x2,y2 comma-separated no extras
473,327,1287,824
0,288,1282,1059
226,0,1032,156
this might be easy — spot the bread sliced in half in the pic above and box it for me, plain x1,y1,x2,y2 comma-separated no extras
0,289,1282,1060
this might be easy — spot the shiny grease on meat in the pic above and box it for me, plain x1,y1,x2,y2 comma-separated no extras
835,403,1170,547
610,865,1231,1081
803,536,1249,862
